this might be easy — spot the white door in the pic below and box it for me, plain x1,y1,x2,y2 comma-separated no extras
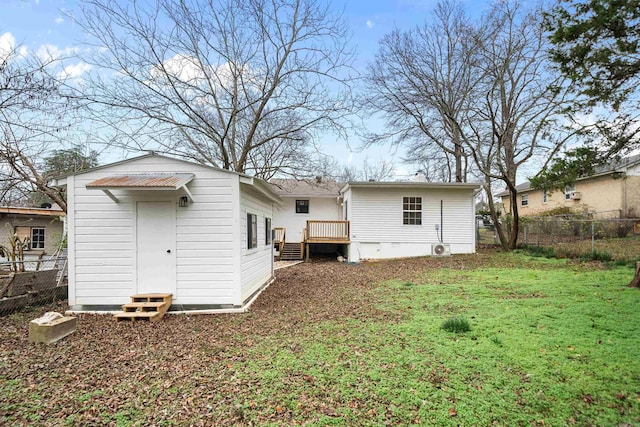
136,201,175,294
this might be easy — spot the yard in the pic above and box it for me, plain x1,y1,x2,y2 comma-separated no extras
1,250,639,426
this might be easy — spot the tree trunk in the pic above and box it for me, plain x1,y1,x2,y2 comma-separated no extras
629,262,640,288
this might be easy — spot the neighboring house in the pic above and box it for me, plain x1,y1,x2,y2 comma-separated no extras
0,206,65,262
53,153,281,311
272,178,480,262
499,154,640,218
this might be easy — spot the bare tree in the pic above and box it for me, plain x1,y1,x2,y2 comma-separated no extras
333,158,396,182
0,34,80,211
362,1,477,182
75,0,356,179
464,2,572,249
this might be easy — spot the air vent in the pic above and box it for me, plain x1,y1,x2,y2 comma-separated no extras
432,243,451,256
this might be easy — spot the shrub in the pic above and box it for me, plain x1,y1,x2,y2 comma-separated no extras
441,317,471,333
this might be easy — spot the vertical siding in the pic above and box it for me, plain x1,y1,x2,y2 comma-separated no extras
71,156,238,306
349,187,475,260
240,187,274,302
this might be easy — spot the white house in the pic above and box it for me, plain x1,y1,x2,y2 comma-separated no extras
341,181,480,262
55,154,281,311
271,178,480,262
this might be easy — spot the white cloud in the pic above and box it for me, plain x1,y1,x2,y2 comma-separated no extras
58,62,92,79
55,16,64,25
0,32,16,61
36,43,79,62
366,20,375,29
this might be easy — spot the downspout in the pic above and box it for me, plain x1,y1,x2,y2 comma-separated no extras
623,175,628,217
440,200,444,243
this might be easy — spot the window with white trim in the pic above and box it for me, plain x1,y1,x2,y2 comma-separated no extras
14,226,45,250
521,194,528,206
31,228,45,249
565,184,576,200
402,196,422,225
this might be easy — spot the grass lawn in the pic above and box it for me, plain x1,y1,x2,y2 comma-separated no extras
1,251,639,426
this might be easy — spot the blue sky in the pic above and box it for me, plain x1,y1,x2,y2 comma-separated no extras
2,0,488,178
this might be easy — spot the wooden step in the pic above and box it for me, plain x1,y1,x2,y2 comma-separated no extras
122,302,165,312
114,293,172,322
131,293,172,302
114,311,163,322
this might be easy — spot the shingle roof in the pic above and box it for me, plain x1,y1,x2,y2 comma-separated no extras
269,178,343,197
496,154,640,197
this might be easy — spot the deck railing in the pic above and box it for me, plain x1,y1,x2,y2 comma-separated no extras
305,220,350,243
273,227,286,252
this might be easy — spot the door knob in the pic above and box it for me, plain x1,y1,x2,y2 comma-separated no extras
166,249,171,254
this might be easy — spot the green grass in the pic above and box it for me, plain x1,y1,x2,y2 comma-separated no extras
2,253,639,426
234,255,640,425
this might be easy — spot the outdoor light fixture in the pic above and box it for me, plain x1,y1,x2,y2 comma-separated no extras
179,196,189,207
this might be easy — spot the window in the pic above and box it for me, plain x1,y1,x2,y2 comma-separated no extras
296,199,309,214
542,190,547,204
565,184,575,200
14,226,45,251
247,213,257,249
31,228,45,249
402,196,422,225
265,217,272,245
521,194,528,206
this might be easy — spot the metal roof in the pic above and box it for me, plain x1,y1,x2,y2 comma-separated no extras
86,173,195,189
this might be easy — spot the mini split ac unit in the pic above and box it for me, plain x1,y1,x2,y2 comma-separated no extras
570,191,582,200
432,243,451,256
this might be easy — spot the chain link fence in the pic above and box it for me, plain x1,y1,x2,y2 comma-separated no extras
479,216,640,262
0,256,68,317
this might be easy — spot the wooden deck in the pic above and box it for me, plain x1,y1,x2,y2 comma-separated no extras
274,221,349,261
305,220,350,244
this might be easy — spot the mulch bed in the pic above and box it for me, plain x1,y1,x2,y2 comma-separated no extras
0,250,510,426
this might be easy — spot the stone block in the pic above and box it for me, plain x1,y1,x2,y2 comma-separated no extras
28,316,77,344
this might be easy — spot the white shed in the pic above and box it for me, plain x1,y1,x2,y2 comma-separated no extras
56,154,281,311
340,181,480,262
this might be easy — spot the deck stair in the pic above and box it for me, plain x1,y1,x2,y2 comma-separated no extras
279,242,303,260
114,293,172,322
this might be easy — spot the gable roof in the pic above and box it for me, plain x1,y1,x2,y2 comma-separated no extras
52,152,280,203
497,154,640,197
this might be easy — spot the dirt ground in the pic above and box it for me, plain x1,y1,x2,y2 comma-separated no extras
0,251,515,426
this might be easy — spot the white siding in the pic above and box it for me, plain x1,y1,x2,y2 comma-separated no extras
347,187,476,262
70,156,240,307
240,187,274,302
273,196,341,242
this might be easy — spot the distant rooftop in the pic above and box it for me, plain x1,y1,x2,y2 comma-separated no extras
497,154,640,197
269,178,343,197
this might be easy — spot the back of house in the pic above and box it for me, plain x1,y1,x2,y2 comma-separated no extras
271,178,479,262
